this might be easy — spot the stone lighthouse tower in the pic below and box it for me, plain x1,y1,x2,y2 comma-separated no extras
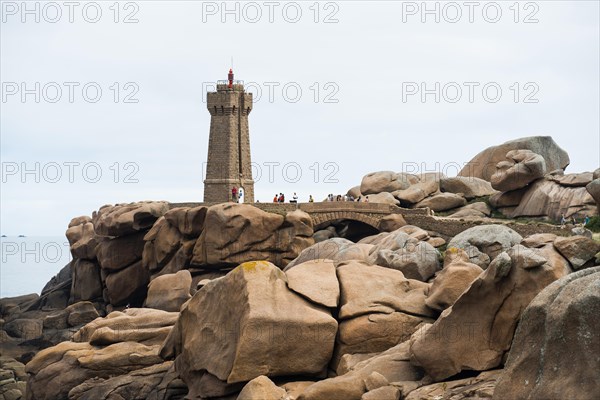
203,69,254,203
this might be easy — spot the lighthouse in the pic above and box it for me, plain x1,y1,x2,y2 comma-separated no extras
203,69,255,203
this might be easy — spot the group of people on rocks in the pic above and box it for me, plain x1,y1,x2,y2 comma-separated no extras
273,192,303,203
265,192,374,203
560,213,592,229
326,193,369,202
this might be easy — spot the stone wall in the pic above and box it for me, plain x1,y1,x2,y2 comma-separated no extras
170,202,428,216
170,202,571,239
403,214,572,239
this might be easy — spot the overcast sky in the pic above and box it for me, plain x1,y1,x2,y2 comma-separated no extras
1,0,599,237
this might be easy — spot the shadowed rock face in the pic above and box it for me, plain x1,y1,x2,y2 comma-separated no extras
459,136,570,182
191,204,314,268
493,267,600,400
94,202,169,237
70,259,102,303
509,179,597,220
405,370,501,400
489,187,529,208
366,231,440,281
24,308,179,400
104,260,150,307
587,178,600,212
298,341,423,400
96,232,147,272
73,308,178,346
66,361,185,400
553,235,600,270
585,168,600,213
62,201,318,309
25,342,165,400
66,219,97,260
425,248,483,312
142,206,207,279
90,202,170,308
548,171,594,187
409,244,570,381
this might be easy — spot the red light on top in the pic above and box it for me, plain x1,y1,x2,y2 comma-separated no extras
228,69,234,88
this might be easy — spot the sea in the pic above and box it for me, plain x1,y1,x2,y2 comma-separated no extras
0,236,72,298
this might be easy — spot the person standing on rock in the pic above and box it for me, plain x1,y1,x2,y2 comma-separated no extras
309,195,314,202
291,192,298,203
584,216,590,226
273,194,278,202
238,187,244,203
232,187,238,203
560,213,567,228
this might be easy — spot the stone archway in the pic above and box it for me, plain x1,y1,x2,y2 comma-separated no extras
312,211,382,231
